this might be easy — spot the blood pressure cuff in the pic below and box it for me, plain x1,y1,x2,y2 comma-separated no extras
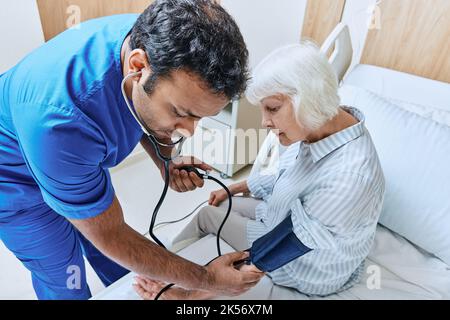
250,215,312,272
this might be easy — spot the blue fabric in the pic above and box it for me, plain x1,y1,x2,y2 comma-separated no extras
0,15,141,299
0,14,142,219
0,203,129,299
250,215,312,272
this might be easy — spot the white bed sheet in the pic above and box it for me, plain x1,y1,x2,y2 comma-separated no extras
92,65,450,300
92,225,450,300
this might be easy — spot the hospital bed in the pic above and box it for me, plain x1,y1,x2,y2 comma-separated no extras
92,24,450,300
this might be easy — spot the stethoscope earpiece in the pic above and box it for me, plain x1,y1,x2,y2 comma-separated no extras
130,70,142,76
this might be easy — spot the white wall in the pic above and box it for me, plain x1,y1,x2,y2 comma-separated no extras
0,0,45,298
0,0,45,73
221,0,307,71
221,0,377,72
0,0,376,76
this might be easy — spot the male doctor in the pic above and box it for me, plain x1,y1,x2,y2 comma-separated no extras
0,0,262,299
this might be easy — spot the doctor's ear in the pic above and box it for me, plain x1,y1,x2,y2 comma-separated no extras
128,48,151,75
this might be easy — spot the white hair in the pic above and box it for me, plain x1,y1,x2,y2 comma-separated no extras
246,41,340,130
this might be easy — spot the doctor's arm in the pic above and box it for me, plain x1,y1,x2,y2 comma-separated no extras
12,108,261,296
69,195,263,295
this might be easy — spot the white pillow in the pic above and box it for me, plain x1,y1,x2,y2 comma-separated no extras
388,98,450,127
339,85,450,127
339,85,450,266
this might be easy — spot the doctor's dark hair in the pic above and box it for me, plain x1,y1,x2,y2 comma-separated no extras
129,0,249,100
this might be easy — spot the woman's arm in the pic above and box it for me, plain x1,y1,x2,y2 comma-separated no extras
229,180,250,195
209,180,251,206
246,173,277,200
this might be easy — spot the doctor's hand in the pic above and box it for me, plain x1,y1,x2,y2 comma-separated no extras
133,252,264,300
161,156,213,193
204,251,264,297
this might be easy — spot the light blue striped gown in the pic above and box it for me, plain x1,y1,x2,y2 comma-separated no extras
246,107,385,296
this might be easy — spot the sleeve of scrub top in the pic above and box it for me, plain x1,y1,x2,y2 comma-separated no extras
289,172,381,250
12,103,115,219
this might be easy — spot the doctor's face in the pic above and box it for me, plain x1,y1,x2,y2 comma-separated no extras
132,69,229,140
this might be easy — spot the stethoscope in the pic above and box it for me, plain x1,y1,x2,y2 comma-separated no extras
121,70,186,162
121,70,234,300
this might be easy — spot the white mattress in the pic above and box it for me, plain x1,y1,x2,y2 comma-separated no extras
92,225,450,300
92,65,450,300
344,64,450,112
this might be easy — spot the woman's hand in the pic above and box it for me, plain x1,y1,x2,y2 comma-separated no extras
209,180,251,206
133,275,216,300
208,189,229,206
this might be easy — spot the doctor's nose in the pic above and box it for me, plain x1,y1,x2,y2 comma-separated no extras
176,119,198,138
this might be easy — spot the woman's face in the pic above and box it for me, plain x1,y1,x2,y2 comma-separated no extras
260,95,309,146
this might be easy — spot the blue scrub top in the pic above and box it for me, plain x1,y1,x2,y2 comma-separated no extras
0,14,143,219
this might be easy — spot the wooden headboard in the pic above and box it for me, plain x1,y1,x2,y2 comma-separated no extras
361,0,450,83
301,0,346,45
36,0,154,41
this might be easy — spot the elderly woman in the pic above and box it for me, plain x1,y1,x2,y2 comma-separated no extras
134,42,385,299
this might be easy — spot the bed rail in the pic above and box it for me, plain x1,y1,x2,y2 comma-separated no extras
320,23,353,83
